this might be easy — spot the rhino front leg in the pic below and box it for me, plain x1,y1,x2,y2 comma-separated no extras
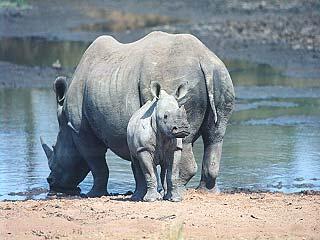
86,154,109,197
73,130,109,197
137,151,161,202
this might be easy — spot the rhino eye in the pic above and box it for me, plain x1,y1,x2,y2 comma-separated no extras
164,114,168,119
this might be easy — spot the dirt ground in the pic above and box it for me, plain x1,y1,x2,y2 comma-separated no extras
0,190,319,240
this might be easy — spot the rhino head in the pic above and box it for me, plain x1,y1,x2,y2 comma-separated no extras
41,77,89,196
151,82,190,139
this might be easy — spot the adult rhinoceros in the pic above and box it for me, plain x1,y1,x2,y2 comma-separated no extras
41,31,235,197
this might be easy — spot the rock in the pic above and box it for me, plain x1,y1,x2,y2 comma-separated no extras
52,59,62,69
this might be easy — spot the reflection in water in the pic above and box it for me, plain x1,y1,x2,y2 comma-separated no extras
0,37,90,68
225,60,320,88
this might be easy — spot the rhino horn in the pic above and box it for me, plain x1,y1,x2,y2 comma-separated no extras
40,136,53,160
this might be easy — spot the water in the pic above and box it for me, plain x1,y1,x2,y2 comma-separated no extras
0,37,89,68
0,39,320,200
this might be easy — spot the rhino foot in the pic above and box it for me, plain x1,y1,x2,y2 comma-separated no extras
130,191,145,201
158,189,165,198
143,189,162,202
196,184,220,194
164,189,183,202
86,189,109,198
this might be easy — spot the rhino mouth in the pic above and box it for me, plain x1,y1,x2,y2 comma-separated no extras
48,186,81,197
172,127,190,138
47,177,81,196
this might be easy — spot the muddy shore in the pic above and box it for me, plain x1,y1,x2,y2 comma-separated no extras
1,190,319,239
0,0,319,88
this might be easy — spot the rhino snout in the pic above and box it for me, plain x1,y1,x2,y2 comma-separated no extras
47,175,81,196
171,122,190,138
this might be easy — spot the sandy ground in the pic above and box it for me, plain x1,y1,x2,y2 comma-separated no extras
0,190,319,240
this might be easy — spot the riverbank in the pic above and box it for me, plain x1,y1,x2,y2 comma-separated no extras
0,190,319,239
0,0,319,88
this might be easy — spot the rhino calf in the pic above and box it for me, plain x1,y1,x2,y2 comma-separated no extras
127,84,190,202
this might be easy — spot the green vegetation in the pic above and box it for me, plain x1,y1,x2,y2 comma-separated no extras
0,0,29,9
167,223,184,240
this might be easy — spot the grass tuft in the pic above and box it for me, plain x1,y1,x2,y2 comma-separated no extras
167,223,184,240
0,0,29,9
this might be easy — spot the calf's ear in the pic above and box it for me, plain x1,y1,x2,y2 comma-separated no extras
53,76,68,106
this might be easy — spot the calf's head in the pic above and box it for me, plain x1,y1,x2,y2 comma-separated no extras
41,77,89,196
151,82,190,138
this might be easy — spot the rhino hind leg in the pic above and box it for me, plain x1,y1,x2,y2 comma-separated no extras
197,110,226,192
130,156,147,201
197,141,222,192
178,143,197,186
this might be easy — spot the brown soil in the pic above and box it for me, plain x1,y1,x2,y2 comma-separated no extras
1,190,319,240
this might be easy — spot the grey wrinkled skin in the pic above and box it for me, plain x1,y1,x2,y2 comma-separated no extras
127,89,190,202
40,31,235,197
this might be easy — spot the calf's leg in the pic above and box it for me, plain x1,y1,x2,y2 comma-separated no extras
164,150,183,202
137,151,161,202
130,156,147,201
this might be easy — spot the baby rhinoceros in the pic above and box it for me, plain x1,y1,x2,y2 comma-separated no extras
127,88,190,202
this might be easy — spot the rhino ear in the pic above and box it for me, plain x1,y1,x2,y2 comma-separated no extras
53,76,67,106
175,82,188,99
150,81,161,99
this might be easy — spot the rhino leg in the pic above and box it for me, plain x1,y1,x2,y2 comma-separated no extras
73,129,108,198
178,143,197,186
164,150,183,202
197,141,222,192
198,110,227,192
137,151,161,202
130,156,147,201
160,164,167,196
